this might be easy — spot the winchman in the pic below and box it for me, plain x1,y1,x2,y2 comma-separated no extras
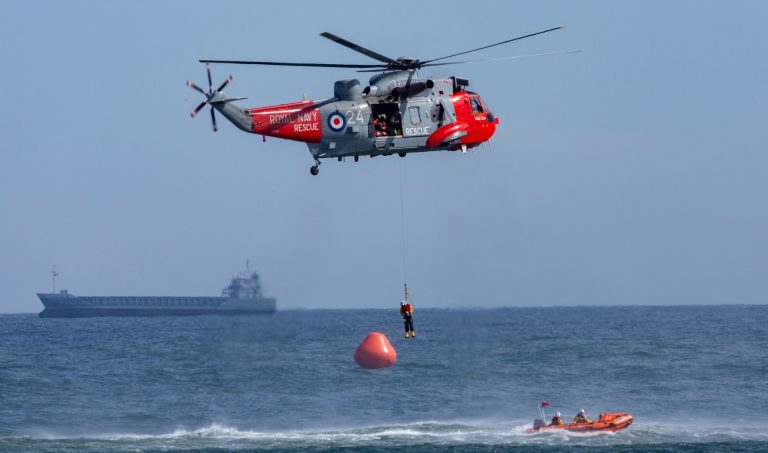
373,113,388,137
400,300,415,338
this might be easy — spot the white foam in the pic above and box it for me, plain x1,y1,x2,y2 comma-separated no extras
21,418,768,448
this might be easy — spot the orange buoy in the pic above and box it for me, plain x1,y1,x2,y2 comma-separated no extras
354,332,397,369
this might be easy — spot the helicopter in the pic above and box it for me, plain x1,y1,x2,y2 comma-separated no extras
188,26,568,175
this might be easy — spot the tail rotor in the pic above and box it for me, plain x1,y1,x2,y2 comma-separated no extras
187,63,233,132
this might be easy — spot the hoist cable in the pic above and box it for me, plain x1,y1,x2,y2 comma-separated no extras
398,159,408,301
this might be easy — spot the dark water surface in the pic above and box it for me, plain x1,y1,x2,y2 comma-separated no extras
1,306,767,452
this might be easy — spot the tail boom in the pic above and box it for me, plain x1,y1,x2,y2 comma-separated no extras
248,100,322,143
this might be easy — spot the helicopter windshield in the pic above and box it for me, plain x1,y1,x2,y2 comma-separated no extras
470,96,484,114
469,94,493,115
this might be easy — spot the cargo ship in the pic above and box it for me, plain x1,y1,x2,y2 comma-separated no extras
37,266,276,318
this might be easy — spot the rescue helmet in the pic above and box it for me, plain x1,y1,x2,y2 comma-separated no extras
578,409,585,414
401,300,407,306
556,411,561,417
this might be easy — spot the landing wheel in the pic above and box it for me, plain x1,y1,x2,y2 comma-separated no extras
398,152,406,158
310,165,320,176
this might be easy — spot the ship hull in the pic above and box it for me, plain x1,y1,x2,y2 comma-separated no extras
39,307,274,318
37,293,276,318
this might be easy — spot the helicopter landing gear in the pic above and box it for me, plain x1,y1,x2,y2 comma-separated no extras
310,159,321,176
398,152,406,158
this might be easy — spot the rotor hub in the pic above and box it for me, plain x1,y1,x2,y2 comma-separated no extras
391,56,421,70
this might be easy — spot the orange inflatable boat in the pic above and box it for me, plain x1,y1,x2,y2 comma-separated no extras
528,413,633,433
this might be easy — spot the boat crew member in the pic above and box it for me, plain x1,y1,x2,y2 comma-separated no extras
400,300,415,338
573,409,591,424
550,412,564,426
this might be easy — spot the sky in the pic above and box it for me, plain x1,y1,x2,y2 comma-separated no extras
1,0,766,312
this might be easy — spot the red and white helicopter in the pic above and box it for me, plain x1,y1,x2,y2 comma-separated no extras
188,26,570,175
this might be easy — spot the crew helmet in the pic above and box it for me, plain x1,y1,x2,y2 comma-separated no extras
556,411,561,417
578,409,585,414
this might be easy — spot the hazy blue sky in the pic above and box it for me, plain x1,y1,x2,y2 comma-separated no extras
1,1,766,312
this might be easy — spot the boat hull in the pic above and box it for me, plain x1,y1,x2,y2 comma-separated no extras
528,413,633,433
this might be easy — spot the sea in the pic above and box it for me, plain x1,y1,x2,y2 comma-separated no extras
1,305,767,453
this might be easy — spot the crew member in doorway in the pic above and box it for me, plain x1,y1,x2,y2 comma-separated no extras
400,300,415,338
373,114,388,137
390,115,402,136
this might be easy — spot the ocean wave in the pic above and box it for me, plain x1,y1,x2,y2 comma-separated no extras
102,421,494,445
7,419,768,449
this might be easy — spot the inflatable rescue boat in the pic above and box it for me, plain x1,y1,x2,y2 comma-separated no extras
528,413,633,433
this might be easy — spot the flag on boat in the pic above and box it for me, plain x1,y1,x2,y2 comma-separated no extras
540,401,551,407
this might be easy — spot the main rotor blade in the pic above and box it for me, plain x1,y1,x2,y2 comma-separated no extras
357,68,394,73
215,75,233,93
319,32,399,65
206,63,213,92
422,26,566,64
210,107,217,132
200,59,387,69
422,50,582,67
186,80,206,95
191,101,207,118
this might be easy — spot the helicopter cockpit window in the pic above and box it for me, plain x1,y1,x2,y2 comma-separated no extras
481,98,491,114
470,96,484,114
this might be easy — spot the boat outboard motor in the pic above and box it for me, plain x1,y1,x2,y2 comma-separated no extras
533,418,546,429
334,79,362,101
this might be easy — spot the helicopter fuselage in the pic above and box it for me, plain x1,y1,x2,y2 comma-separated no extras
212,71,498,165
193,26,569,174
